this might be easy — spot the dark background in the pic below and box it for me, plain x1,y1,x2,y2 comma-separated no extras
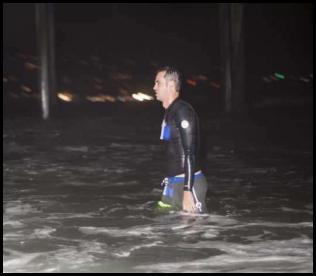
3,3,313,125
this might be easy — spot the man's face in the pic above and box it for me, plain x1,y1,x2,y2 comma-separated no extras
153,71,169,102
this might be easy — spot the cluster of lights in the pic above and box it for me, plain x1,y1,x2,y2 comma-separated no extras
186,75,221,89
5,47,312,103
262,72,312,83
56,91,154,103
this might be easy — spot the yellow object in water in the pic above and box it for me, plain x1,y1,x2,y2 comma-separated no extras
157,201,172,208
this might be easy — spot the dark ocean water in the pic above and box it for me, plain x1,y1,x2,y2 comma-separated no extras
3,114,313,273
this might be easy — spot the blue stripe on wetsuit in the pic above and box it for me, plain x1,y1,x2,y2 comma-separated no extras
169,171,203,184
160,120,171,141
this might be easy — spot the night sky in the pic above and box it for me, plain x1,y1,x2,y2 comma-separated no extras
244,3,313,74
3,3,313,111
3,3,313,72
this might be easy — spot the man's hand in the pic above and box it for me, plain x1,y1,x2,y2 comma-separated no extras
182,191,197,213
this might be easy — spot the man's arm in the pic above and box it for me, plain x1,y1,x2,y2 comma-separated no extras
175,105,199,212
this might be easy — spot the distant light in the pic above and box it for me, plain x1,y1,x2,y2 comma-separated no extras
261,76,271,83
117,96,126,102
132,92,154,102
25,62,39,70
186,79,197,86
111,73,132,80
117,95,134,102
94,84,104,90
274,72,285,80
195,75,208,81
17,53,29,60
58,91,73,102
299,77,310,83
93,77,103,84
86,94,116,102
79,60,89,66
3,77,8,83
270,75,278,81
132,94,144,101
21,85,32,93
8,75,18,82
210,81,221,89
138,93,153,100
10,92,19,99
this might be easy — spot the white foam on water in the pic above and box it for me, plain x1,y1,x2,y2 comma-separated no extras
198,214,239,226
45,247,96,272
3,251,43,273
4,226,57,242
78,240,109,254
134,237,313,273
280,206,313,215
3,232,26,241
104,206,124,213
304,203,313,209
33,227,56,238
79,225,156,238
232,221,313,229
3,220,24,228
59,146,89,152
200,229,220,239
4,203,40,216
171,224,191,231
41,267,59,273
46,212,97,220
25,170,39,175
4,245,99,273
61,181,89,186
5,239,122,272
109,142,133,148
243,234,265,242
113,241,163,258
135,255,312,273
105,180,138,187
189,219,313,232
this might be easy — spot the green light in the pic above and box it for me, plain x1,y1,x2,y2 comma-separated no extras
274,72,285,79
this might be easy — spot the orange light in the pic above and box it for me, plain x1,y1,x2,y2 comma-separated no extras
25,62,39,70
86,94,116,102
186,79,197,86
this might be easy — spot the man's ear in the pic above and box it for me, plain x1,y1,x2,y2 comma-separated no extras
168,80,176,90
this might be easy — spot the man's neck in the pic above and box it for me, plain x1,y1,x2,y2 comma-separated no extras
163,93,179,109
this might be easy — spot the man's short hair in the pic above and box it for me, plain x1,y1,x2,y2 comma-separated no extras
157,66,182,92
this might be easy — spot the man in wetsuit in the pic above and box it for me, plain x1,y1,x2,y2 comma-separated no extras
153,66,208,213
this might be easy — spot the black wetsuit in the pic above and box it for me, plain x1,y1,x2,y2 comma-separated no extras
160,97,200,190
160,97,208,212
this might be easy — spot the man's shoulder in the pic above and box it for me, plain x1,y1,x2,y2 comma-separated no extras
170,99,198,124
174,98,196,114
